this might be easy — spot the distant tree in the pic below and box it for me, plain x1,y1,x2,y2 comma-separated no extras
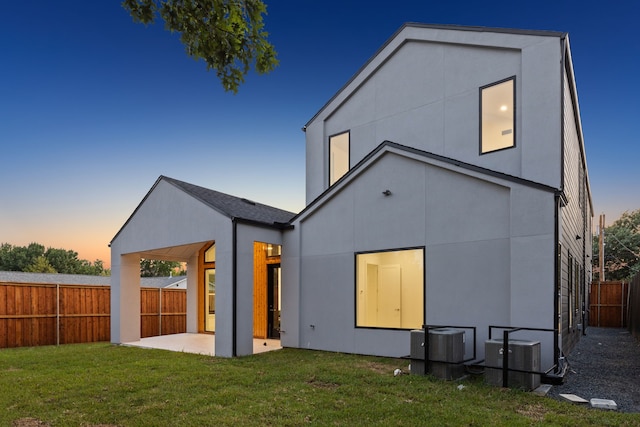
0,243,45,271
24,256,57,273
0,243,108,276
122,0,278,93
45,248,83,274
84,259,109,276
593,209,640,281
140,259,185,277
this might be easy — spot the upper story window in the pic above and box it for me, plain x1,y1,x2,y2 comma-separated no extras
329,131,350,185
480,77,515,154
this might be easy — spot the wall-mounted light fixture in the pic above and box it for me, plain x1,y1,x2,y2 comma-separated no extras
382,189,392,196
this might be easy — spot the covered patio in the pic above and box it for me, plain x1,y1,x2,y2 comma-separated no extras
122,333,282,356
110,176,294,357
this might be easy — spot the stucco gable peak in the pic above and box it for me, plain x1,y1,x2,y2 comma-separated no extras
110,176,296,245
291,141,558,224
305,23,567,129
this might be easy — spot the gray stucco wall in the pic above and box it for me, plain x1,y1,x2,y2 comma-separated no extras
305,26,562,203
284,150,557,367
235,223,284,356
111,180,228,253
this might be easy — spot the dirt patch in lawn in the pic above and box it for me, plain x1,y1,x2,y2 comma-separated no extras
359,360,398,375
515,403,548,422
12,419,50,427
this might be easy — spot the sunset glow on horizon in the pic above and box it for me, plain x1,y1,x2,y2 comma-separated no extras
2,1,639,272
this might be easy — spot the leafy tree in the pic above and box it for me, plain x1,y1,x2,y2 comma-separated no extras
0,243,108,276
140,259,186,277
84,259,108,276
24,256,57,273
0,243,45,271
122,0,278,93
45,248,83,274
593,209,640,281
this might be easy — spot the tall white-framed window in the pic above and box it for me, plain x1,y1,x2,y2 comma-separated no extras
329,131,349,185
355,247,424,329
204,243,216,333
480,77,515,154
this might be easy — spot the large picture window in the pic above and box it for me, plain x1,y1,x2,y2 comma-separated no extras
356,248,424,329
480,77,515,154
329,131,349,185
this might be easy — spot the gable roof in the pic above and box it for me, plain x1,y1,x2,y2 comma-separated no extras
304,22,567,128
111,176,296,245
161,176,296,226
290,140,560,223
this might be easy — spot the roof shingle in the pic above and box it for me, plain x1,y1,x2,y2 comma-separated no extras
161,176,296,227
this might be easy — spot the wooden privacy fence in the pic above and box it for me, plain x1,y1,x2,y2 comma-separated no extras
589,281,629,328
0,282,186,349
141,287,187,338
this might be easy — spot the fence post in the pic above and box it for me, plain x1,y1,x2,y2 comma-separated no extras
56,284,60,346
159,288,162,336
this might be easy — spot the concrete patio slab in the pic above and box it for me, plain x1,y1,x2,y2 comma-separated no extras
122,333,282,356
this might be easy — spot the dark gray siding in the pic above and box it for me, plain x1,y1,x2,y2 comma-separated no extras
560,68,592,355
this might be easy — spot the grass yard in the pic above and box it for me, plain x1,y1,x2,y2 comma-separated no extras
0,343,637,426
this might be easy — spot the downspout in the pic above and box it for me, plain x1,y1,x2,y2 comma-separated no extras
553,194,560,372
232,218,238,357
559,34,567,194
423,249,428,376
582,195,588,336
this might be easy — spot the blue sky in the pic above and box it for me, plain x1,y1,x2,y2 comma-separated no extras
1,1,639,265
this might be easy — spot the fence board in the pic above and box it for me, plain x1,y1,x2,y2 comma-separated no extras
160,289,187,335
0,282,186,348
0,286,5,347
141,288,160,338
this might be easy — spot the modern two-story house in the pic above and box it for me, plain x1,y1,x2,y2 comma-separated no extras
110,24,592,376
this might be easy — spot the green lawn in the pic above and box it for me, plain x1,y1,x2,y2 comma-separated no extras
0,343,637,426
